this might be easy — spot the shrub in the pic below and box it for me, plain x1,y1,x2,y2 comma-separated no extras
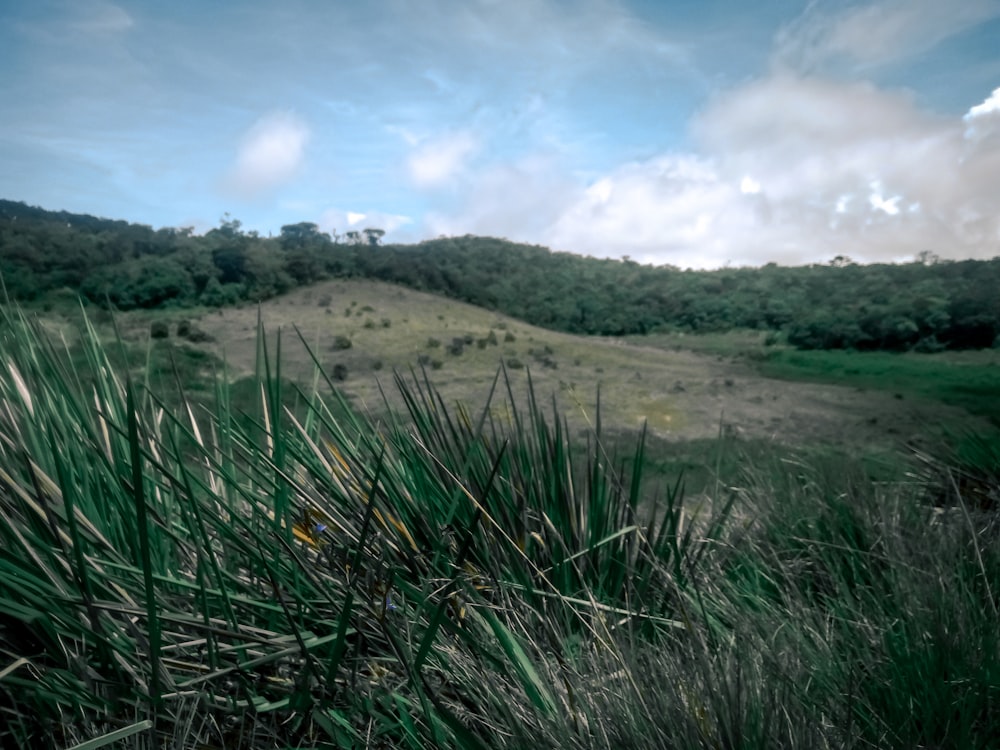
504,331,516,343
363,319,376,329
914,336,946,353
381,318,391,328
506,357,524,369
176,319,192,338
150,320,169,339
317,294,333,307
487,330,499,346
427,338,441,348
184,326,214,343
331,363,348,381
332,335,352,350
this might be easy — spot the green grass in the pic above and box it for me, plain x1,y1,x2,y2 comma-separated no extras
636,328,1000,430
629,329,776,359
758,347,1000,427
614,431,912,504
2,306,999,748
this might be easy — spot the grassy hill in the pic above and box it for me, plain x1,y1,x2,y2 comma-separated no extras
42,278,990,503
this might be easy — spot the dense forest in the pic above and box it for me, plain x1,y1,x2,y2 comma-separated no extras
2,198,999,351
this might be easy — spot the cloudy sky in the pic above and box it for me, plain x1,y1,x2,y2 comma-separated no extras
2,0,999,268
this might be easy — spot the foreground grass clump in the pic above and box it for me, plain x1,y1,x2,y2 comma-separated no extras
1,306,998,748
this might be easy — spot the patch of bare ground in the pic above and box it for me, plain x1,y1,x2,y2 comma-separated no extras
184,280,983,453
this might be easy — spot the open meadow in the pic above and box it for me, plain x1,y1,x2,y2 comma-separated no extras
81,279,997,491
70,278,994,506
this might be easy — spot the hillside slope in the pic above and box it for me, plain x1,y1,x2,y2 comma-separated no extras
162,279,981,453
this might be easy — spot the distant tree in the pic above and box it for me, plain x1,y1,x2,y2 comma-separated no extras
279,222,323,250
215,214,244,239
363,228,385,247
243,241,293,300
199,277,241,307
211,244,248,285
82,256,195,309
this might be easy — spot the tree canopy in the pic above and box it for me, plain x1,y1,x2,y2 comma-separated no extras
2,199,998,352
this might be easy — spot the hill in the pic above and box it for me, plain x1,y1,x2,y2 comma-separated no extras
95,279,990,467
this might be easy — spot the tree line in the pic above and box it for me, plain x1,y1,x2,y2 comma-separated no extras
2,199,998,351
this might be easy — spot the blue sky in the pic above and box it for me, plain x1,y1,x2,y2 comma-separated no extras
2,0,999,268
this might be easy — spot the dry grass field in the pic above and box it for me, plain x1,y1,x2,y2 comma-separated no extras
128,279,984,455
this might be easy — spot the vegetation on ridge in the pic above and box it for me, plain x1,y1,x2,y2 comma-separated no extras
3,198,1000,352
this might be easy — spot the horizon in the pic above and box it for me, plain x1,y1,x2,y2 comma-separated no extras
4,194,998,273
2,0,999,269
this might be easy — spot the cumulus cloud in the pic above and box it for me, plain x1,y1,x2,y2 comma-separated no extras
388,0,1000,269
967,87,1000,119
226,111,310,198
534,76,1000,267
964,86,1000,145
423,153,581,241
542,155,764,268
407,132,478,187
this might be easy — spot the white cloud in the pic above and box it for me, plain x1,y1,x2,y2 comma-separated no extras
542,154,763,268
773,0,1000,73
967,87,1000,119
407,132,478,187
318,207,412,238
423,153,581,241
964,87,1000,144
526,75,1000,267
226,111,310,198
75,2,134,34
869,186,901,216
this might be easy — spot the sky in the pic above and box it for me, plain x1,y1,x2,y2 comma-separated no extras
2,0,1000,269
